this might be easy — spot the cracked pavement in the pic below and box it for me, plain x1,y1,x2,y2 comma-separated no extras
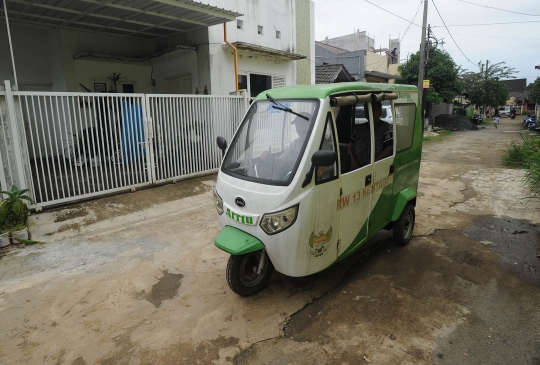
0,118,539,364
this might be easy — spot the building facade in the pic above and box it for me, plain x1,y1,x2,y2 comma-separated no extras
0,0,314,96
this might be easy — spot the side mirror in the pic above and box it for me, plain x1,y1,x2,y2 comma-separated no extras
216,136,227,158
302,150,337,188
311,150,336,167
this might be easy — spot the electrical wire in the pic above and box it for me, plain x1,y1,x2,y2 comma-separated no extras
446,32,540,41
431,0,476,66
399,0,423,43
364,0,421,28
432,20,540,27
458,0,540,17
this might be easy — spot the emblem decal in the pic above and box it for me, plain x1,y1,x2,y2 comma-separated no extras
308,223,333,258
235,197,246,208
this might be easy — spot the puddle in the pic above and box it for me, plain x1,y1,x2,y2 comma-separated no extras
464,216,540,285
139,270,183,308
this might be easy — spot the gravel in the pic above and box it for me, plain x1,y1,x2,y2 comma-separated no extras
434,114,479,131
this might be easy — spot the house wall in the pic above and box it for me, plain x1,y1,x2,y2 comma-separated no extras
59,29,161,94
150,51,199,94
365,51,388,74
388,63,401,84
295,0,314,85
204,0,305,95
321,30,374,52
0,24,65,91
315,46,365,80
431,103,453,120
2,0,311,95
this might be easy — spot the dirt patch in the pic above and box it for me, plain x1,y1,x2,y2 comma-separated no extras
138,270,184,308
435,114,479,131
53,207,89,223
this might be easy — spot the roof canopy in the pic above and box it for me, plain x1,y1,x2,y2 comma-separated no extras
2,0,242,41
230,41,306,61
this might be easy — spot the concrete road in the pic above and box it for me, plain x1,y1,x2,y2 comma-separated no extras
0,118,539,364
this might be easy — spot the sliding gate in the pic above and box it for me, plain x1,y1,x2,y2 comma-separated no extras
0,81,248,209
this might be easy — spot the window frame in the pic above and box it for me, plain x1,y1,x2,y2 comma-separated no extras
315,112,339,185
220,99,321,186
393,102,417,154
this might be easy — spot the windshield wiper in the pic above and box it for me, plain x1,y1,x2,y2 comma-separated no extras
266,93,309,120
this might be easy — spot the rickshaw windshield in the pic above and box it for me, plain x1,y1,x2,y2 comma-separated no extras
222,99,318,185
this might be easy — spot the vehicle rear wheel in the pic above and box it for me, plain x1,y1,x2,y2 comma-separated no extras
393,204,415,246
226,250,274,296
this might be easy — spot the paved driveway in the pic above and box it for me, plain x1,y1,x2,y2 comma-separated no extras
0,117,539,364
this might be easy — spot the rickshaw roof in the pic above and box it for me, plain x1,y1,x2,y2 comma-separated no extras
254,82,417,101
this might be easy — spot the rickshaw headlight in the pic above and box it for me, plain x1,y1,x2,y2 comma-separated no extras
260,204,299,235
213,188,224,215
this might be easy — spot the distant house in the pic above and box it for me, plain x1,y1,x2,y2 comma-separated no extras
501,78,531,112
315,64,352,84
315,30,399,84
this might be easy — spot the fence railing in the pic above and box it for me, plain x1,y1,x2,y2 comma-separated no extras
0,81,248,208
147,94,245,183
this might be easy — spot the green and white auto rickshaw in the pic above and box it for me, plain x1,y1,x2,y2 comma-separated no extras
213,82,422,296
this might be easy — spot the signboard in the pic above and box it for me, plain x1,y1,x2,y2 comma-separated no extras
422,80,430,89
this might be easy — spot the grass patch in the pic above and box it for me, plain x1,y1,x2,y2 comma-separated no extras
423,130,454,143
502,134,540,199
482,118,493,125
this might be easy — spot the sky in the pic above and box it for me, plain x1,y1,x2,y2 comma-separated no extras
312,0,540,84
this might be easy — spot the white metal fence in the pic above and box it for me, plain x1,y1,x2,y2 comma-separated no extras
147,94,245,183
0,81,247,209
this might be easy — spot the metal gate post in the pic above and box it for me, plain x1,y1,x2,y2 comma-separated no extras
144,95,156,184
3,79,27,191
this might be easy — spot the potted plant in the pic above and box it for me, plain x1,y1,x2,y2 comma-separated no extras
0,185,33,245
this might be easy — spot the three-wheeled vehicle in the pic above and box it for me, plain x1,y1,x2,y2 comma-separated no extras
213,82,422,296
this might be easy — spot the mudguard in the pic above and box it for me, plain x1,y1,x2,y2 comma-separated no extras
391,188,416,222
214,226,265,255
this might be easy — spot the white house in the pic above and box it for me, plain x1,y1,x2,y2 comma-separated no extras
0,0,315,95
0,0,315,208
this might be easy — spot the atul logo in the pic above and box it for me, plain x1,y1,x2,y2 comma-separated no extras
226,208,254,225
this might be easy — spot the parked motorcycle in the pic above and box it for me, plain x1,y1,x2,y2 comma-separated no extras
523,114,537,130
471,114,484,125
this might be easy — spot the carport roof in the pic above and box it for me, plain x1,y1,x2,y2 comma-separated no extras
2,0,242,41
230,41,306,61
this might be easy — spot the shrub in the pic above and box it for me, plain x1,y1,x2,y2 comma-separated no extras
503,135,540,198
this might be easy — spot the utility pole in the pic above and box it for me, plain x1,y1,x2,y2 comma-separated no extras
422,24,431,130
417,0,428,132
484,60,489,115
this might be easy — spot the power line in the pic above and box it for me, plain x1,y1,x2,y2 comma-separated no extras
446,32,540,41
433,20,540,27
432,0,476,66
364,0,421,28
399,0,423,43
458,0,540,17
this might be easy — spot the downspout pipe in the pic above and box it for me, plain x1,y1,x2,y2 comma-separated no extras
3,0,18,88
223,22,239,92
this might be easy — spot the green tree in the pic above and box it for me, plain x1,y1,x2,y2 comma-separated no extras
527,76,540,104
462,61,515,108
396,47,462,104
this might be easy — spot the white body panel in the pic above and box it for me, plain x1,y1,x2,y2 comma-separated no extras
216,100,341,277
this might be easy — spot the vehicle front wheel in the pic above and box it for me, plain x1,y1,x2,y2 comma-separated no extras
393,204,415,246
226,250,274,296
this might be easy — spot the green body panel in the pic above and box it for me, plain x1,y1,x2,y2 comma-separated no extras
331,91,424,267
391,188,417,221
368,180,395,234
254,82,417,101
214,226,264,255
